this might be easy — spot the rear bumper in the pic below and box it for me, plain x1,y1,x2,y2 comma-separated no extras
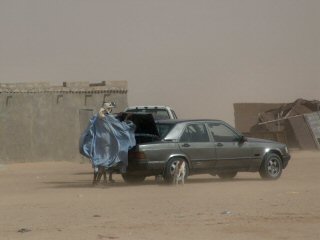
126,159,165,175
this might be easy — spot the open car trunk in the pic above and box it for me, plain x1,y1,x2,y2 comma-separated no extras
117,112,160,144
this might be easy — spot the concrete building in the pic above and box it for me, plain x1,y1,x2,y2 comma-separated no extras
0,81,128,163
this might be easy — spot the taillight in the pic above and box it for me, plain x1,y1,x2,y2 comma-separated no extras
129,151,146,159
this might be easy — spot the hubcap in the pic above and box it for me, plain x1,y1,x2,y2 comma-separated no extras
267,158,280,177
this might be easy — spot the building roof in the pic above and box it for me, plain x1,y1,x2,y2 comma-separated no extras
0,81,127,94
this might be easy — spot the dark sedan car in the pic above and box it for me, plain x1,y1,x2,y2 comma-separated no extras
121,117,290,184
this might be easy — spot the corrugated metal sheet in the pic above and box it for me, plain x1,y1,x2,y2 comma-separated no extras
304,112,320,149
289,116,318,150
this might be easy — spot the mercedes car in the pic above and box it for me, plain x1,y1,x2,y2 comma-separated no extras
120,114,290,184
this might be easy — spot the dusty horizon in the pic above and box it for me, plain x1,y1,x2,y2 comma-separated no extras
0,0,319,125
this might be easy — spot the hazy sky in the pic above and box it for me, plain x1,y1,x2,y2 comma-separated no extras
0,0,319,125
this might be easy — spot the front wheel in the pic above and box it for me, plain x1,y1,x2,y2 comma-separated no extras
259,153,283,180
122,174,146,183
163,158,189,184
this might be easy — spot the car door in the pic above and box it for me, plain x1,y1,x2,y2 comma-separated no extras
178,123,216,170
206,122,253,170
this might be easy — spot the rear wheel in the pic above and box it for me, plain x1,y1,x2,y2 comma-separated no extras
163,158,189,184
259,153,283,180
122,174,146,183
217,171,237,179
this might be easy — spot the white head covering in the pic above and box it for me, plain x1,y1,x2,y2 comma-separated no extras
103,102,116,110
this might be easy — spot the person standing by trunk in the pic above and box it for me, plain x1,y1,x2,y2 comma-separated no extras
80,102,136,185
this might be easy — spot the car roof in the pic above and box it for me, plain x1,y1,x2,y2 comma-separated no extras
156,119,222,124
125,106,172,109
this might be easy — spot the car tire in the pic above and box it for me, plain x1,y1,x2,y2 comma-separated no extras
121,174,146,183
217,171,237,179
163,158,189,184
259,153,283,180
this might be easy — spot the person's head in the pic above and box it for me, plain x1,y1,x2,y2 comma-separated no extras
103,102,116,114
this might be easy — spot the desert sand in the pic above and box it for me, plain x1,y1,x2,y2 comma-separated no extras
0,150,319,240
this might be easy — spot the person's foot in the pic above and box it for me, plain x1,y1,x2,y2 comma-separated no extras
109,179,115,183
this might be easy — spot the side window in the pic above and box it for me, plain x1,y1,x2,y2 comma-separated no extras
180,124,210,142
207,123,238,142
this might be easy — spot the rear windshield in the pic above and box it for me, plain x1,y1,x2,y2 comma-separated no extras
126,108,170,120
156,123,176,139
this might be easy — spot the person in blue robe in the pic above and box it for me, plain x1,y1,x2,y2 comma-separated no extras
79,102,136,184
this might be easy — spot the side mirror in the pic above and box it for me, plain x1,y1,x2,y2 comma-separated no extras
238,135,247,143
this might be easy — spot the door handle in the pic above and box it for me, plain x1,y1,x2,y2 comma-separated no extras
182,143,190,147
216,142,223,147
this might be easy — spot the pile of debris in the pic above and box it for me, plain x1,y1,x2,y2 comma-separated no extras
250,99,320,150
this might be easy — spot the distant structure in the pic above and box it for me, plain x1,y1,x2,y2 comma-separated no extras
234,99,320,150
234,103,284,133
0,81,128,163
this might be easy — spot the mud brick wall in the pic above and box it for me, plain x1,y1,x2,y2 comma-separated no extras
0,81,128,163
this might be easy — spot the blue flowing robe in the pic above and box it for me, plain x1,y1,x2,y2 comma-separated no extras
79,114,136,172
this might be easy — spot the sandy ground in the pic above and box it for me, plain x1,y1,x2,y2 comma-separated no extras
0,151,320,240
